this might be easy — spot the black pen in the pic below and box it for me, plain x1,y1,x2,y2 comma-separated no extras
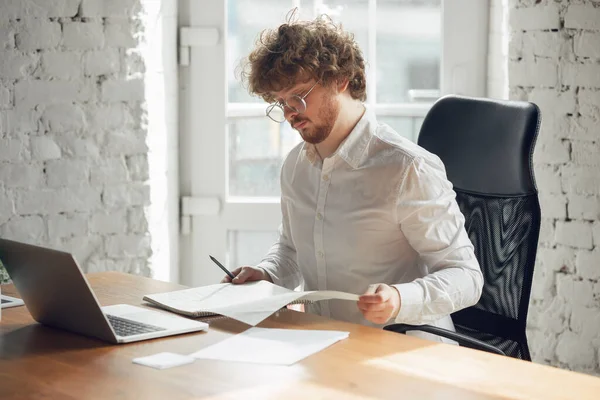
209,255,235,280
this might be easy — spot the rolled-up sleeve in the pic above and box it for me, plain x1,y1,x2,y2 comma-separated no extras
392,156,483,325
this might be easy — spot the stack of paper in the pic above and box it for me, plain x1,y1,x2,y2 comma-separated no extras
190,327,350,365
143,281,360,326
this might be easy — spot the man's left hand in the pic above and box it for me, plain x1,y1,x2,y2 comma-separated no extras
357,284,401,325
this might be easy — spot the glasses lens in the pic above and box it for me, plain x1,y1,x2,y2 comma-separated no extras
286,96,306,114
266,104,285,122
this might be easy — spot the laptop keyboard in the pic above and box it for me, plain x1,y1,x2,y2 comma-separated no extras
106,314,166,337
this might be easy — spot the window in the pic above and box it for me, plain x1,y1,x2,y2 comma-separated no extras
226,0,443,199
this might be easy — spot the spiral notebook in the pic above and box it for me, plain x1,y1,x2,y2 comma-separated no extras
143,281,359,326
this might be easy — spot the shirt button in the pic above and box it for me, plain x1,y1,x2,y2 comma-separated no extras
316,213,323,220
322,174,329,181
318,251,324,258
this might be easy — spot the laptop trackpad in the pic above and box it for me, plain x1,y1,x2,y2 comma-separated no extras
102,304,207,330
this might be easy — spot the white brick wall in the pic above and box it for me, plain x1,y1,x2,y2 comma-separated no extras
0,0,152,278
507,0,600,376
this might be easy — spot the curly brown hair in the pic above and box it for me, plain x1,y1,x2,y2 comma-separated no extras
241,13,367,103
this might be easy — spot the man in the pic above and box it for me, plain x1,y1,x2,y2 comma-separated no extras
221,15,483,342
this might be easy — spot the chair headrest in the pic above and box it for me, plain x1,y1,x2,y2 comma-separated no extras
418,95,540,196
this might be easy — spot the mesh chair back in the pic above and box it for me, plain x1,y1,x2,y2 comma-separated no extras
417,95,541,360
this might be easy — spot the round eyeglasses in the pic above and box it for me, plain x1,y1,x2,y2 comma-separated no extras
265,81,319,123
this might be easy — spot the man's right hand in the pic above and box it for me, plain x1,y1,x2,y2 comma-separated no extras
220,266,273,284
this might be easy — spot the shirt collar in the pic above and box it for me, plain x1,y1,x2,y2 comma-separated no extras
301,107,375,169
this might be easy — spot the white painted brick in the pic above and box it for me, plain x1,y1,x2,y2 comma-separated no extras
539,218,555,246
576,250,600,281
0,87,10,108
510,5,560,30
522,31,568,59
509,59,557,87
0,22,16,49
90,157,129,185
126,154,148,181
15,19,61,50
104,18,137,48
594,223,600,249
0,138,27,162
556,331,596,369
90,209,127,234
47,213,88,238
0,163,43,188
129,258,151,276
4,107,40,134
578,89,600,119
53,132,100,158
508,31,522,61
41,104,86,133
531,297,571,335
561,165,600,195
86,258,127,274
562,63,600,88
557,274,594,307
530,263,556,302
45,159,90,187
84,49,120,76
127,206,148,233
105,234,151,258
555,220,593,249
571,141,600,167
529,88,576,115
0,51,38,78
565,4,600,30
86,104,129,130
568,194,600,221
527,328,558,363
537,246,576,274
103,130,148,155
570,307,600,356
30,136,61,161
103,183,150,207
62,22,105,50
59,235,104,266
0,0,79,19
15,80,93,107
539,192,568,219
101,79,145,102
538,113,570,140
124,50,145,77
533,139,570,165
0,215,44,244
41,52,82,80
568,116,600,142
574,32,600,59
0,191,14,225
81,0,138,17
15,186,102,214
534,164,562,194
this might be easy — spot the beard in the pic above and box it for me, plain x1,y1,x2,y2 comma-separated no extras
291,90,340,145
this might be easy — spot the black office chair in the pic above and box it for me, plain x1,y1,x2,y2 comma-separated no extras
384,95,541,360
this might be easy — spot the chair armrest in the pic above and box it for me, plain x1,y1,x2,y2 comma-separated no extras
383,323,506,356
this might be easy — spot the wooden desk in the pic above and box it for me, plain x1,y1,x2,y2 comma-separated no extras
1,272,599,400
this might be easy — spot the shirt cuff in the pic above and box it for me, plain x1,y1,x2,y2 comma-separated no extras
392,282,425,324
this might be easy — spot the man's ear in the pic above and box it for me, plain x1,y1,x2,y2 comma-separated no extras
337,78,350,93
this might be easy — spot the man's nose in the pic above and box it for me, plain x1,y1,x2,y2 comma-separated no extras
283,105,299,121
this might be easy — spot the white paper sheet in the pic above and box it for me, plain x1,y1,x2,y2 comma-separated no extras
190,327,350,365
145,281,360,326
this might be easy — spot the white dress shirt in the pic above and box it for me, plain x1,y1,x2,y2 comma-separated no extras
257,108,483,343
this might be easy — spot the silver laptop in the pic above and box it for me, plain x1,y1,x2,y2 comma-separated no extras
0,238,208,344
